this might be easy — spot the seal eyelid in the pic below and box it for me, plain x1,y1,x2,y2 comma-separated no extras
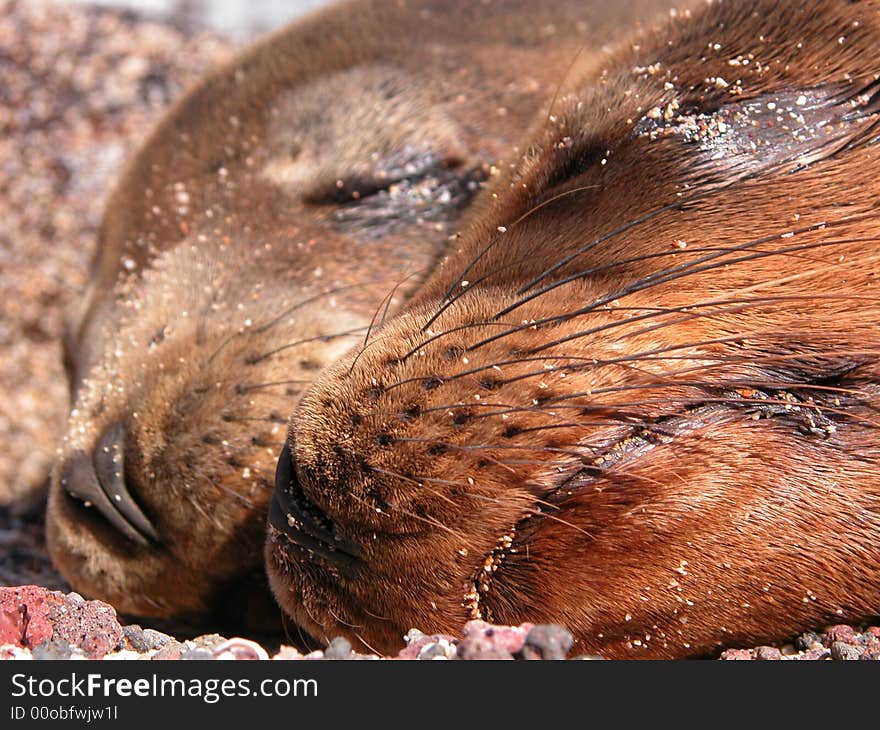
320,151,485,242
305,149,464,206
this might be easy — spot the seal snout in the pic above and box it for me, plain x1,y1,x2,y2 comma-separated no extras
269,441,361,563
58,421,160,547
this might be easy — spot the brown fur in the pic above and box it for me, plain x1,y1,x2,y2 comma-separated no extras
46,0,676,626
267,0,880,657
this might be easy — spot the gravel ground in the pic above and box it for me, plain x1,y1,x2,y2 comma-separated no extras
0,0,874,662
0,0,232,506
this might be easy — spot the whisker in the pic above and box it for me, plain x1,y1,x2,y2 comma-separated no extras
424,184,603,331
234,379,313,393
364,267,429,348
246,327,368,365
253,284,373,335
353,633,383,655
471,232,878,353
400,319,521,366
326,604,364,630
507,229,877,327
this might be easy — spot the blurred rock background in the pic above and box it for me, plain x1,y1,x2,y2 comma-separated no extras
1,0,330,511
0,0,242,595
56,0,327,39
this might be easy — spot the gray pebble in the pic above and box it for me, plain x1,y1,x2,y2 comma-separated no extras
32,638,82,660
518,624,574,660
404,629,426,645
122,624,172,652
180,648,216,660
797,631,821,651
417,642,451,660
324,636,353,660
831,641,862,661
151,640,185,660
190,633,227,650
142,629,173,649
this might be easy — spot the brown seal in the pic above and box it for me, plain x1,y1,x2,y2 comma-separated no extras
267,0,880,658
46,0,676,627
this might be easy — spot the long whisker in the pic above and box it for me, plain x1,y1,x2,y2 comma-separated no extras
235,379,313,393
246,327,368,365
470,231,877,353
424,184,603,331
253,284,374,335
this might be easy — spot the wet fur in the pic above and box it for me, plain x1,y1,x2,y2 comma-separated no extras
268,0,880,657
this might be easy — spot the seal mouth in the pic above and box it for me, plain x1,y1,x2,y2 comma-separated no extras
59,422,161,547
269,442,362,564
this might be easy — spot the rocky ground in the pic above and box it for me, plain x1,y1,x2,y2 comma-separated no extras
3,585,877,661
0,0,232,506
0,0,875,661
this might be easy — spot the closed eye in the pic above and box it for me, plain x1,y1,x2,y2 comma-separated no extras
305,147,463,204
310,149,487,241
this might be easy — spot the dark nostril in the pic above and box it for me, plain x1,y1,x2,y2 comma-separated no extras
60,422,160,547
269,442,361,560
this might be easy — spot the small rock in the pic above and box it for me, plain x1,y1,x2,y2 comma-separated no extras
32,638,85,660
0,643,33,660
517,624,574,660
212,637,269,661
456,620,532,660
0,586,52,648
831,641,862,661
143,629,173,649
754,646,783,661
0,586,123,658
190,633,227,651
397,631,458,660
801,647,831,661
180,648,216,660
273,645,304,660
103,649,148,661
797,631,822,651
324,637,352,660
825,625,859,646
719,649,755,661
152,641,185,660
457,642,513,660
417,639,456,660
404,629,426,645
121,625,172,652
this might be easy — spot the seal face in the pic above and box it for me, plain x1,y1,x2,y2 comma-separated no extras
267,0,880,657
46,0,661,625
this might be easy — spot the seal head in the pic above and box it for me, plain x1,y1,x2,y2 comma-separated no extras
267,0,880,657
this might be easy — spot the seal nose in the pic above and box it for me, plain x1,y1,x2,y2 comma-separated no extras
59,422,161,547
269,441,361,560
